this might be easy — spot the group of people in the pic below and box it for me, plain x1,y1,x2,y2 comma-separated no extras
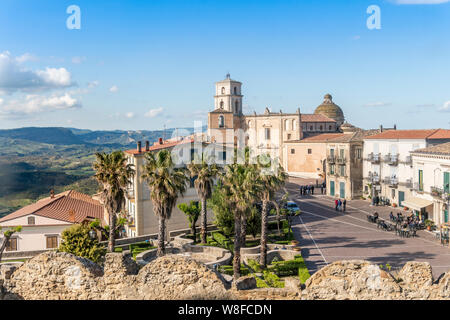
299,182,327,196
389,211,423,230
334,198,347,212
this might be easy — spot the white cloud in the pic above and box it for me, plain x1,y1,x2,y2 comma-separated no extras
109,85,119,93
391,0,450,4
125,112,135,119
15,53,38,64
88,80,99,88
145,107,164,118
0,93,81,118
439,101,450,112
0,51,74,94
364,102,392,107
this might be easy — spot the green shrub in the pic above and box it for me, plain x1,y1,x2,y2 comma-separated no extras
58,224,106,264
299,267,311,284
114,247,123,253
263,270,284,288
254,276,269,288
247,259,262,273
268,255,309,277
218,264,250,276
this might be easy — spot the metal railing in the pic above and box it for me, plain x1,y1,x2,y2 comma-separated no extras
327,156,336,163
384,153,399,166
336,157,346,164
367,152,381,163
431,186,444,198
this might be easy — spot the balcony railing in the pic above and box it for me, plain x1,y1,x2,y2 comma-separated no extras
383,177,398,187
367,153,380,163
431,187,444,199
413,182,424,193
399,179,413,189
336,157,346,164
402,155,412,166
384,154,399,166
327,156,336,164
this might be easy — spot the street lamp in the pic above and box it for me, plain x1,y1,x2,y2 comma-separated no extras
89,229,97,240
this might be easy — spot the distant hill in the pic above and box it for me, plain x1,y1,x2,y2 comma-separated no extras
0,126,207,156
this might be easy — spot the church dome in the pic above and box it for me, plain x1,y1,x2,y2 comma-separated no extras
314,94,345,125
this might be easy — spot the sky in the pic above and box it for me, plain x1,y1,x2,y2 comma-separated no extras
0,0,449,131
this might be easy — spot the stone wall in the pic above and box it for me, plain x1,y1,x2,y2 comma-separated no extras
3,253,450,300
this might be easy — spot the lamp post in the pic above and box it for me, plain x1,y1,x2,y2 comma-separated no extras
89,229,97,241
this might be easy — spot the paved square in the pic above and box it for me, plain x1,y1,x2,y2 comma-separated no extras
285,180,450,279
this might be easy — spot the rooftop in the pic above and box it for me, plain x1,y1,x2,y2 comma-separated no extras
411,142,450,156
364,129,450,140
125,138,195,155
0,190,103,224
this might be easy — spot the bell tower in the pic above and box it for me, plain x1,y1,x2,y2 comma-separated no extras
208,74,244,147
214,73,243,115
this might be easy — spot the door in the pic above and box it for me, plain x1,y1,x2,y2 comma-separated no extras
444,172,449,193
399,191,405,207
445,209,448,224
340,182,345,199
330,181,335,196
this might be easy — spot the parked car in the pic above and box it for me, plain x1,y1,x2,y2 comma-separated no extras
285,201,301,215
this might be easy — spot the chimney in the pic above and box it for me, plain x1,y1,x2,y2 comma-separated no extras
159,138,163,145
69,210,76,223
394,124,397,130
379,125,383,133
50,189,55,199
137,141,142,153
145,141,150,152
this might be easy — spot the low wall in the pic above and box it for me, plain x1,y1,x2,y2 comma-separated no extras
241,244,300,265
2,249,51,259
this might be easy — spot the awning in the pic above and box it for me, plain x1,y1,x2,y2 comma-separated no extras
402,197,434,211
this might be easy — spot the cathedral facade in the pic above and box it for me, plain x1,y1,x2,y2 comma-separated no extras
207,74,346,177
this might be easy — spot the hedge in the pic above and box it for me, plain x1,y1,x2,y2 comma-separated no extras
218,264,250,276
247,259,262,273
263,270,284,288
268,255,309,277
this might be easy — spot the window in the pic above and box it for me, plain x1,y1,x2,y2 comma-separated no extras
221,87,225,94
220,101,224,109
320,125,323,131
28,216,35,225
265,128,271,140
329,125,332,131
444,172,449,193
235,101,239,113
330,165,335,175
356,148,362,159
219,151,226,161
310,126,313,131
6,238,17,251
285,119,290,130
340,149,345,158
287,134,291,140
218,115,224,128
291,149,295,154
234,87,237,95
308,149,312,154
392,189,396,199
46,236,58,249
418,169,424,192
340,165,345,176
293,120,297,130
330,149,335,157
248,120,252,128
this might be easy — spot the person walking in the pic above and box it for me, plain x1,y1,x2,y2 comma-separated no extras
311,185,315,195
343,199,347,212
335,199,339,211
320,184,324,194
338,199,342,211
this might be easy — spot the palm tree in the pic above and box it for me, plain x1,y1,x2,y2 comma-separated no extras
187,154,218,244
256,154,287,267
142,149,188,257
93,151,135,252
220,163,259,282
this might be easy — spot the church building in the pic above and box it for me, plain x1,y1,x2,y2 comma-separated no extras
207,74,347,178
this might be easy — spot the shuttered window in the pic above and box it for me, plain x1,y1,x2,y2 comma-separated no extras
46,236,58,249
6,238,17,251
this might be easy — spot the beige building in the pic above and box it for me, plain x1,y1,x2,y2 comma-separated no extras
207,75,347,177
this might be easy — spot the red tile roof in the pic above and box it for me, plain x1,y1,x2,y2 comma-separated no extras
301,114,336,123
364,129,450,140
0,190,103,224
125,138,194,155
296,133,347,142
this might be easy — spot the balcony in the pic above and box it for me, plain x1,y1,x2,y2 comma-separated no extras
384,177,398,187
336,157,346,164
384,154,399,166
402,156,412,166
413,182,424,193
431,187,444,199
327,156,336,164
367,152,381,164
399,179,413,189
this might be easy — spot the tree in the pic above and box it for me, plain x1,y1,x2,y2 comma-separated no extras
178,201,201,243
209,184,235,237
142,149,188,257
89,216,127,241
256,154,287,267
188,154,218,244
220,163,259,282
93,151,135,252
246,206,261,239
0,226,22,262
59,224,106,264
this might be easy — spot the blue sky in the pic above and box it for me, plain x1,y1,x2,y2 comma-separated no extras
0,0,449,131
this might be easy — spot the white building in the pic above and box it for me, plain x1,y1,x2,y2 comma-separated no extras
0,190,104,256
408,142,450,225
363,129,450,207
